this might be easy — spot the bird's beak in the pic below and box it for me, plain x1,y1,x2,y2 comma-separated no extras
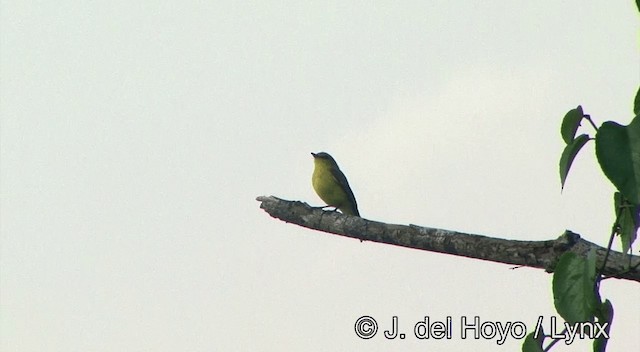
311,152,317,158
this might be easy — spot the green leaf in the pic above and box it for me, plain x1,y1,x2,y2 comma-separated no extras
614,192,639,254
593,300,614,352
634,86,640,115
561,105,584,144
560,134,590,190
552,251,598,324
595,116,640,204
521,332,544,352
585,248,597,288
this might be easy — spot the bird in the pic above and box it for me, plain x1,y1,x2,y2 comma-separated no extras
311,152,360,216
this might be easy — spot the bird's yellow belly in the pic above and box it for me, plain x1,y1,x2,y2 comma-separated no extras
312,168,348,207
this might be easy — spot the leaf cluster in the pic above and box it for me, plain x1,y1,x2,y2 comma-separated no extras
523,86,640,351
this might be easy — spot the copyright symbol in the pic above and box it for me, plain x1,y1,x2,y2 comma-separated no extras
354,316,378,339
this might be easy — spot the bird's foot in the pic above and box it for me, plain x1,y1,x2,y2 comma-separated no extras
311,205,339,212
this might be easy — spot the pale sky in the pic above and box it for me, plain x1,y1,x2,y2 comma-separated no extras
1,1,639,351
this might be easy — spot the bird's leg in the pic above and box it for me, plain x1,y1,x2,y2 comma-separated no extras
311,205,339,212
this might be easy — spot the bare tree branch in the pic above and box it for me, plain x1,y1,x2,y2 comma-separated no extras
257,195,640,283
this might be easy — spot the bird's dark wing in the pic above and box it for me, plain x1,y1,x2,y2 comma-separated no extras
330,167,359,216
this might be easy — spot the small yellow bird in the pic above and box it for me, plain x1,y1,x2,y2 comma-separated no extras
311,152,360,216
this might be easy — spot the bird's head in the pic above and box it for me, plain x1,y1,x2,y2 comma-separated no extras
311,152,339,168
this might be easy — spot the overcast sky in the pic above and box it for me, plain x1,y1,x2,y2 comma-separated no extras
2,1,639,351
